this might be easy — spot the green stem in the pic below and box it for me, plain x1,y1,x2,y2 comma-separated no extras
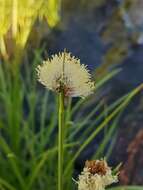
58,92,64,190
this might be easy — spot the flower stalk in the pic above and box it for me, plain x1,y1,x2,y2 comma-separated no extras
36,50,95,190
58,91,65,190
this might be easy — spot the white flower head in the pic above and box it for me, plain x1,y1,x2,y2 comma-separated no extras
36,50,95,98
77,159,118,190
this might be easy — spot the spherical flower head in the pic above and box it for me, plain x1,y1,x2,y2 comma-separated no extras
36,51,95,98
77,159,118,190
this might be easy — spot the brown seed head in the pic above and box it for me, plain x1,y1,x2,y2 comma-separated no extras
85,160,108,176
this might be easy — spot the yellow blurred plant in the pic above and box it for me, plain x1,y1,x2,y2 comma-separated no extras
0,0,60,60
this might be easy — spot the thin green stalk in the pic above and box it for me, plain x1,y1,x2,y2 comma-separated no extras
58,92,64,190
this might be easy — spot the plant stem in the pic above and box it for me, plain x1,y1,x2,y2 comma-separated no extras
58,92,64,190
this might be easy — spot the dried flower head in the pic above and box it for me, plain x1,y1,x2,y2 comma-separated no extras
36,51,95,98
77,159,118,190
